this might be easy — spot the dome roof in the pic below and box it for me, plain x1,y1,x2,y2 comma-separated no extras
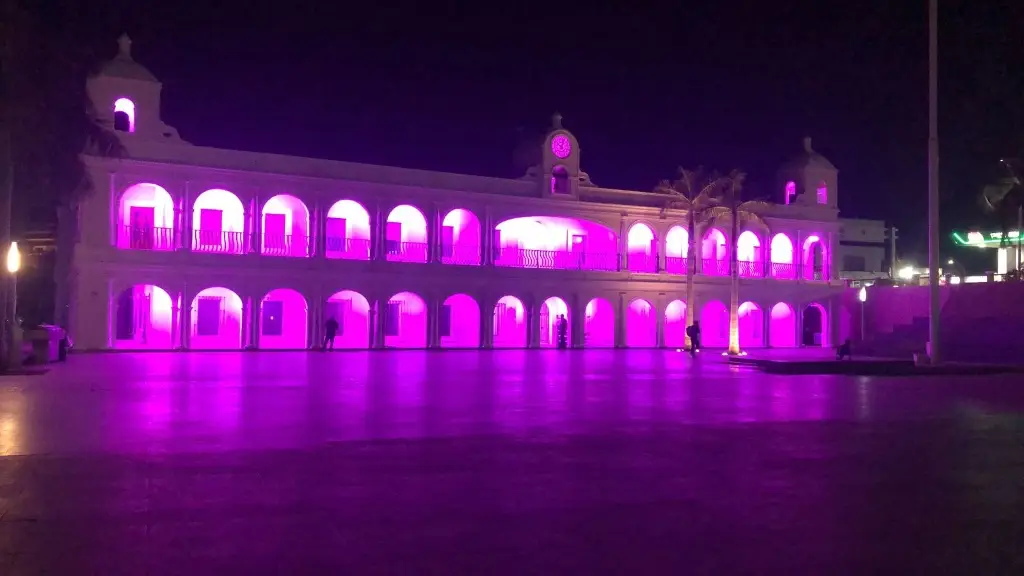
781,137,836,171
98,34,159,83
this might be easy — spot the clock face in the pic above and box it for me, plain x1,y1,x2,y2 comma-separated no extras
551,134,572,159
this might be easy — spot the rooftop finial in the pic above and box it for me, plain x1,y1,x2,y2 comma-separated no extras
551,112,563,130
118,34,132,59
803,136,813,153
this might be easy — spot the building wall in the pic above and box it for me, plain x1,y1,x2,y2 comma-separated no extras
838,218,888,280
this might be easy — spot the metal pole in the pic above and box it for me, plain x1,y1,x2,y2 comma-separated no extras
927,0,941,363
7,273,17,368
860,301,865,342
889,226,898,278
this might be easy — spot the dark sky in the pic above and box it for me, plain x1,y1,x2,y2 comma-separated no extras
37,1,1024,261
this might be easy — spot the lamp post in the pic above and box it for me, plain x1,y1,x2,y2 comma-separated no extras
6,242,20,369
926,0,941,363
858,286,867,342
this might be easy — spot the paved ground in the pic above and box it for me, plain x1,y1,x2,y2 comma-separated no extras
1,350,1023,574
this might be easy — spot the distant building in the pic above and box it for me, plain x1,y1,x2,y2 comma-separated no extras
837,218,890,282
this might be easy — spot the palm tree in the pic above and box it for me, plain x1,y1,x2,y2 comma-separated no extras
705,170,771,355
654,168,725,348
1,0,125,331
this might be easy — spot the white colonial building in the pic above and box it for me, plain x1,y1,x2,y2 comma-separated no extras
70,36,844,351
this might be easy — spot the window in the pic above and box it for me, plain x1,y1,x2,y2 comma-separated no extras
785,181,796,204
816,181,828,204
843,255,867,272
551,166,570,194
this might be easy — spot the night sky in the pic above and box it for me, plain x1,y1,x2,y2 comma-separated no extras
35,1,1024,264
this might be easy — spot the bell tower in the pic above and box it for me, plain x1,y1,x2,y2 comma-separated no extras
777,137,838,209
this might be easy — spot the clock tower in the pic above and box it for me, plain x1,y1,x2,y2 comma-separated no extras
540,113,582,199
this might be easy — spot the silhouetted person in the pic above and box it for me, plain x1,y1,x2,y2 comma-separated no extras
686,321,701,357
836,338,852,360
556,314,568,349
323,317,339,351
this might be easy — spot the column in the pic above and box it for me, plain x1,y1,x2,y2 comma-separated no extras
795,230,804,281
170,295,180,349
614,293,626,348
762,238,771,278
656,229,666,273
763,306,771,348
308,291,321,349
828,231,838,282
618,219,627,271
427,204,439,263
180,284,192,350
483,210,494,266
655,293,666,348
243,208,253,255
571,294,585,348
374,299,386,348
367,305,378,349
427,296,440,348
182,188,193,252
528,297,541,349
314,200,326,258
480,296,494,348
795,301,804,347
371,202,384,261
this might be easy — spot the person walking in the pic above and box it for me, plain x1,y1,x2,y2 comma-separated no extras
322,317,339,351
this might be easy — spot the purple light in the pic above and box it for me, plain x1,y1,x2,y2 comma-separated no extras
551,134,571,159
701,228,728,260
802,235,828,279
494,216,618,271
700,300,728,348
769,302,796,347
441,294,480,348
190,287,243,349
802,303,829,347
326,200,371,261
540,296,570,348
384,291,427,348
584,298,615,347
113,284,174,349
114,97,135,132
736,231,761,263
665,226,688,259
626,298,657,347
785,181,796,204
261,194,311,257
326,290,371,349
192,189,246,254
441,209,481,266
816,181,828,204
118,183,175,250
664,300,687,348
627,223,657,273
493,295,527,348
386,205,428,263
259,289,308,349
738,301,764,348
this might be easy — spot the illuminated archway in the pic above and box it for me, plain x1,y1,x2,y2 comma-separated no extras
326,200,371,260
738,301,764,348
495,216,619,271
626,298,657,347
441,209,481,265
190,287,243,349
736,231,762,277
113,98,135,132
540,296,570,348
584,297,615,347
261,195,311,257
664,299,687,349
441,294,480,348
192,189,246,254
493,295,527,348
118,183,176,251
326,290,370,349
699,300,729,348
386,205,428,263
770,233,795,279
259,289,308,349
802,303,829,347
769,302,797,348
701,228,728,276
626,223,657,272
113,284,174,349
384,291,427,348
665,226,689,274
802,235,828,281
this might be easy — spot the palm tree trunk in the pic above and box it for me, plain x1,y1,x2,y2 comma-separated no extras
727,206,741,354
684,211,695,349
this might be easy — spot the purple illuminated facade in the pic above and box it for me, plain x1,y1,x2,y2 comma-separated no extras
72,37,843,351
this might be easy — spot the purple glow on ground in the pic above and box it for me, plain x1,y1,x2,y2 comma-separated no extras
802,235,827,279
261,195,311,257
803,303,829,347
664,299,687,348
113,97,135,132
441,294,480,348
701,228,728,275
386,205,428,263
192,189,246,254
441,209,481,265
118,183,176,250
584,298,615,347
769,302,797,347
113,284,174,349
627,223,656,272
495,216,619,271
326,200,371,260
326,290,370,349
770,233,795,278
540,297,569,348
190,287,243,350
738,301,764,348
493,295,527,348
626,299,656,347
259,289,308,349
700,300,728,348
385,292,427,348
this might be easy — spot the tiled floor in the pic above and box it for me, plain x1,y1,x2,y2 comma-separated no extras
1,350,1023,574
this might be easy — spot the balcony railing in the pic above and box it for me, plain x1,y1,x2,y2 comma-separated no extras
806,266,825,282
192,230,248,254
738,260,764,278
770,262,796,279
386,241,429,263
441,245,481,266
261,234,311,257
702,258,728,276
326,236,371,260
120,225,175,251
627,253,657,273
496,248,619,271
665,256,689,274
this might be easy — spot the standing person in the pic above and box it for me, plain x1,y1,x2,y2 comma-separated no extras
322,317,339,351
686,321,701,357
556,314,568,349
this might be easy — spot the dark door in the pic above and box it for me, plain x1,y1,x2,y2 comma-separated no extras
115,289,134,340
262,300,283,336
196,297,222,336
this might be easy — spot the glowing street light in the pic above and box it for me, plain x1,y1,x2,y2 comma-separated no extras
5,242,20,369
897,265,915,281
858,286,868,342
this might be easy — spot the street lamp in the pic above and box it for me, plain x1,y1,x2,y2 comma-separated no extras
6,242,20,369
858,286,868,342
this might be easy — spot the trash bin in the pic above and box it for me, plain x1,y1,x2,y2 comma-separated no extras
25,325,66,364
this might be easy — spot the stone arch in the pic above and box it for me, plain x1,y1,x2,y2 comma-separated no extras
326,199,372,260
386,205,428,263
260,194,311,257
626,298,657,347
584,297,615,347
259,288,308,349
118,183,176,250
190,287,244,349
326,290,371,349
440,208,482,265
440,293,480,348
112,283,175,349
626,222,657,273
192,189,246,254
